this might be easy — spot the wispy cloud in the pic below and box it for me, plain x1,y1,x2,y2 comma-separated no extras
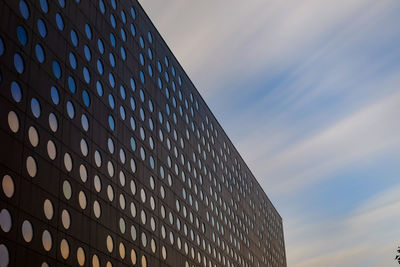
287,184,400,267
139,0,400,266
239,89,400,195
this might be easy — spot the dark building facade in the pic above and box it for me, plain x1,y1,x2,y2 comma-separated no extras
0,0,286,266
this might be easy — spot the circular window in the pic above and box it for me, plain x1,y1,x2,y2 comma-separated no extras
2,175,14,198
37,19,47,38
77,247,85,266
106,235,113,252
26,156,37,177
81,114,89,131
93,200,101,218
68,76,76,93
60,239,70,259
19,0,30,20
56,13,64,30
141,232,147,247
17,26,28,46
130,249,137,265
49,113,58,132
61,209,71,229
70,29,78,47
0,209,12,233
94,175,101,192
67,101,75,119
10,81,22,103
43,199,53,220
8,111,19,133
52,60,62,79
42,230,52,251
64,153,73,172
63,180,72,199
82,90,90,107
14,53,24,74
47,140,57,160
78,191,87,210
85,24,92,40
21,220,33,242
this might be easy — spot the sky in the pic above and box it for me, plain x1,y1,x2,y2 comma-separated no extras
138,0,400,266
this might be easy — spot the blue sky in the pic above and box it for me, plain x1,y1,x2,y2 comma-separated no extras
139,0,400,266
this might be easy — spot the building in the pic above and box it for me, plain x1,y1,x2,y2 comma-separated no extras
0,0,286,266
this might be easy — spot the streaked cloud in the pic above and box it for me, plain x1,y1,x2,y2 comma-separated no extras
139,0,400,266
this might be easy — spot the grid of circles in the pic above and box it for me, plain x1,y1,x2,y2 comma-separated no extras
0,0,286,267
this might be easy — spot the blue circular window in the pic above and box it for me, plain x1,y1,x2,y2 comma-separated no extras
14,53,24,74
148,32,153,44
17,26,28,46
108,115,115,131
178,76,182,86
130,78,136,92
139,53,145,66
110,14,116,28
131,7,136,20
85,24,92,40
120,106,126,120
110,33,116,47
130,137,136,151
97,39,104,54
99,0,105,14
109,73,115,88
121,11,126,24
120,28,126,42
139,89,145,102
58,0,65,8
31,98,41,118
140,71,145,84
70,30,78,47
68,76,76,93
120,85,126,99
172,66,176,77
52,61,62,79
111,0,117,9
120,46,126,61
51,86,60,105
82,90,90,107
84,45,91,61
19,0,30,20
157,78,162,89
157,61,162,72
35,44,45,63
130,24,136,36
37,19,47,38
165,71,169,83
130,117,136,130
148,48,153,60
69,52,77,69
96,81,103,96
40,0,48,13
56,13,64,31
108,94,115,109
139,36,144,48
67,101,75,119
11,81,22,103
97,60,103,75
165,56,169,67
148,65,153,77
130,97,135,111
83,67,90,84
109,53,115,67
